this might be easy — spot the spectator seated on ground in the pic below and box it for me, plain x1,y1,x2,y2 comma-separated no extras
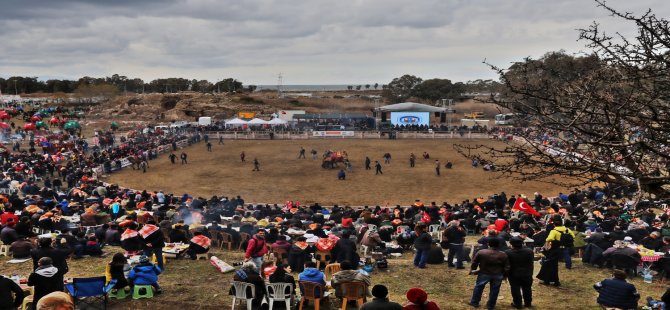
360,284,403,310
187,231,211,259
1,221,19,245
332,260,372,298
10,235,34,259
232,261,266,307
426,242,445,265
594,269,640,310
84,236,104,257
29,257,65,308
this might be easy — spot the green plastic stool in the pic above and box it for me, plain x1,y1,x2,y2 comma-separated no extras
109,288,129,299
132,285,154,299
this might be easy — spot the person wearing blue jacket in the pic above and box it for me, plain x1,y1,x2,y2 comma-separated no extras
128,255,163,294
594,269,639,309
298,261,326,298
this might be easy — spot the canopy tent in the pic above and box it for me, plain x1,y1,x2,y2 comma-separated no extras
267,118,288,125
224,118,248,127
247,118,268,125
373,102,447,113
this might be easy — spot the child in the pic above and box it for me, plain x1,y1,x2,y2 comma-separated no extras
105,253,131,291
128,255,162,294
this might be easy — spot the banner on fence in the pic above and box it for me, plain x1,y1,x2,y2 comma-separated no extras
120,157,132,168
312,131,355,137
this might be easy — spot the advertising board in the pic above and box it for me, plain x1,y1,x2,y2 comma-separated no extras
312,131,355,137
390,112,430,126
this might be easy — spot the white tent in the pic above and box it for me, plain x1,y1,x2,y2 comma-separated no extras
247,118,268,125
224,118,247,127
267,118,288,125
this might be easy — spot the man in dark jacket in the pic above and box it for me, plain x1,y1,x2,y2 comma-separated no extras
0,274,24,310
330,231,359,264
444,221,466,268
505,237,534,309
28,257,64,309
31,238,69,277
469,238,509,309
594,269,640,309
360,284,403,310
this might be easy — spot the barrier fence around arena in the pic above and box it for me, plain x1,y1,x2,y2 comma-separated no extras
203,131,496,140
91,138,192,178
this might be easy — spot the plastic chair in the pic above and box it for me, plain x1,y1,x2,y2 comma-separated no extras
230,281,256,310
196,253,209,260
339,281,367,309
271,246,288,265
65,277,117,310
132,285,154,299
359,245,369,257
298,281,329,310
367,224,377,232
21,295,33,310
266,282,293,310
108,287,129,299
0,242,10,256
315,250,332,269
429,224,442,241
239,233,251,251
610,254,639,277
219,232,233,250
324,263,341,282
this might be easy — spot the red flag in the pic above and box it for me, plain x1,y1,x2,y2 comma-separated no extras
513,197,540,217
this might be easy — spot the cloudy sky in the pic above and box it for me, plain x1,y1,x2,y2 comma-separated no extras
0,0,667,85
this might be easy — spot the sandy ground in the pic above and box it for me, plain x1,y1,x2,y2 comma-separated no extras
104,139,567,205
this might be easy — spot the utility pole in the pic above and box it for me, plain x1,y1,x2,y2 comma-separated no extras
277,73,283,98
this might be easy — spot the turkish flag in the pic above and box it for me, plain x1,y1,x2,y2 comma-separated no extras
513,197,540,217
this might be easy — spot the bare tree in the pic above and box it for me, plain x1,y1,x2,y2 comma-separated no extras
456,1,670,199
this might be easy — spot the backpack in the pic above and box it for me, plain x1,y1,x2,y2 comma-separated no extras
557,229,574,248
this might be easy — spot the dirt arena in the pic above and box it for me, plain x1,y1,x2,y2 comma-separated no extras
104,139,567,205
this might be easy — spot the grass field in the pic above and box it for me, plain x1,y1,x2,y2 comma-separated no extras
1,238,666,310
104,139,566,206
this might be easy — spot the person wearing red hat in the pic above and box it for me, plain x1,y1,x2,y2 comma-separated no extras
403,287,440,310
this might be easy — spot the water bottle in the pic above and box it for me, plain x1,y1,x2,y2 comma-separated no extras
11,274,20,285
643,271,653,284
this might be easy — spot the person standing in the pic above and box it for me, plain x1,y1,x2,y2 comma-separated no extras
180,152,188,164
435,160,440,176
139,220,165,271
375,161,383,175
169,153,177,164
206,142,212,152
365,156,371,170
298,147,306,159
413,224,432,269
240,151,246,162
409,153,416,168
28,257,64,309
311,149,317,159
505,237,534,309
468,238,509,309
536,240,561,286
245,230,268,273
139,160,148,173
218,134,224,145
252,158,260,171
444,220,466,269
545,215,575,269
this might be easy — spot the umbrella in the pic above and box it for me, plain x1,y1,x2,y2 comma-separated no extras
36,121,47,129
0,122,9,129
49,117,60,123
23,123,37,131
30,115,42,122
110,122,119,129
0,111,10,120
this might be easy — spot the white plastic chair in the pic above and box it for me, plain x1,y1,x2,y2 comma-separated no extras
360,245,369,257
367,224,377,232
429,224,442,242
265,282,293,310
230,281,255,310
